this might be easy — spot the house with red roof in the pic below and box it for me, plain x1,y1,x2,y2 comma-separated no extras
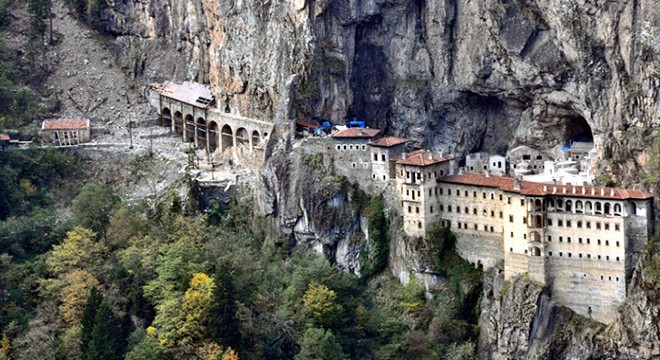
41,119,91,146
330,127,381,181
368,136,409,182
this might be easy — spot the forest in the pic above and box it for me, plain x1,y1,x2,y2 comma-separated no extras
0,148,483,359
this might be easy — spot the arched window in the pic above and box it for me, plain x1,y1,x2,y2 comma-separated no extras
585,201,593,213
535,215,542,228
604,203,611,215
534,199,542,211
556,199,563,211
575,200,583,213
532,247,541,257
565,200,573,212
595,202,603,214
547,199,555,210
614,203,622,216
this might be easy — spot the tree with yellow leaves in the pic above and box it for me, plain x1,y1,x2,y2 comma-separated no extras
59,269,100,326
46,227,106,276
0,333,11,360
302,281,343,327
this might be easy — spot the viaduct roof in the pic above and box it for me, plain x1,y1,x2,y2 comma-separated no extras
368,136,409,148
331,128,381,139
393,149,453,167
440,173,653,200
154,81,214,109
41,119,90,131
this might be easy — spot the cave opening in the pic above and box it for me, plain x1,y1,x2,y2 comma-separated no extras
561,115,593,147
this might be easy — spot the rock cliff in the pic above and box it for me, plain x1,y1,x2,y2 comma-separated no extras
479,256,660,359
102,0,658,176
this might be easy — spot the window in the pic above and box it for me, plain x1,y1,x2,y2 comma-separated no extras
510,232,514,238
351,163,357,169
615,224,620,231
473,208,477,215
440,188,444,195
524,234,527,239
465,190,468,197
473,191,477,197
510,247,513,252
606,256,610,261
416,207,420,213
507,197,511,204
558,220,563,227
588,254,591,259
549,251,553,256
568,253,572,258
373,153,378,161
458,223,462,229
491,210,495,217
490,193,494,200
484,225,488,231
381,154,385,161
567,237,571,243
490,226,494,232
499,211,503,218
483,192,486,199
547,219,552,226
616,241,620,247
448,189,452,196
587,238,591,244
560,252,563,257
509,215,514,223
600,275,604,280
440,205,444,211
499,194,503,201
606,240,609,246
408,206,412,213
566,220,572,227
430,206,434,213
598,239,601,245
579,238,582,244
448,206,452,212
605,223,610,230
457,190,460,197
465,207,469,214
577,221,582,228
596,222,601,230
547,236,552,242
616,257,620,261
474,224,478,230
586,221,591,229
523,217,527,224
418,222,422,228
579,253,583,258
559,236,563,242
457,207,461,214
598,255,601,260
520,199,524,206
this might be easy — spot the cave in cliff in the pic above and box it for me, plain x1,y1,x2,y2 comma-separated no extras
560,115,593,146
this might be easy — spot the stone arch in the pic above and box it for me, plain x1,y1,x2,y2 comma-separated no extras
595,202,602,215
547,199,555,210
221,124,233,152
535,215,543,228
161,107,172,127
251,130,260,146
531,231,541,242
575,200,583,213
534,199,543,211
628,202,637,216
236,127,249,147
196,117,206,150
585,201,593,213
604,203,611,215
174,111,183,135
532,247,541,257
614,203,622,216
208,121,218,152
184,114,195,142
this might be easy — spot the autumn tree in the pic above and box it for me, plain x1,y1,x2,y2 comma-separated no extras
59,269,100,326
46,227,106,277
302,281,343,327
0,333,11,360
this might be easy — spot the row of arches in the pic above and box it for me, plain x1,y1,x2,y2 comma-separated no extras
161,107,267,154
528,197,630,217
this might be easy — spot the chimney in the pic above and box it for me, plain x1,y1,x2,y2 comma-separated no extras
358,129,363,136
402,152,407,160
610,189,615,196
428,153,433,161
485,170,491,178
514,177,521,190
582,187,586,195
458,167,465,175
543,185,548,192
552,186,557,194
439,150,444,158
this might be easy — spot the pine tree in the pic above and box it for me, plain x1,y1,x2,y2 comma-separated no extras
80,287,102,357
208,264,239,348
85,300,124,360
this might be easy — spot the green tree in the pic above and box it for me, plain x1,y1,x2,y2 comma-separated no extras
295,327,347,360
208,263,239,348
85,300,125,360
72,184,120,237
361,195,390,278
80,287,102,356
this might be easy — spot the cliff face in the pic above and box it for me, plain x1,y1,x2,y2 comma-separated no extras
103,0,658,174
479,257,660,359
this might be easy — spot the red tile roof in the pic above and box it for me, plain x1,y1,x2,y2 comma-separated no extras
440,173,653,200
0,133,9,141
331,128,381,139
153,81,214,109
368,136,409,148
41,119,90,130
393,149,453,167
